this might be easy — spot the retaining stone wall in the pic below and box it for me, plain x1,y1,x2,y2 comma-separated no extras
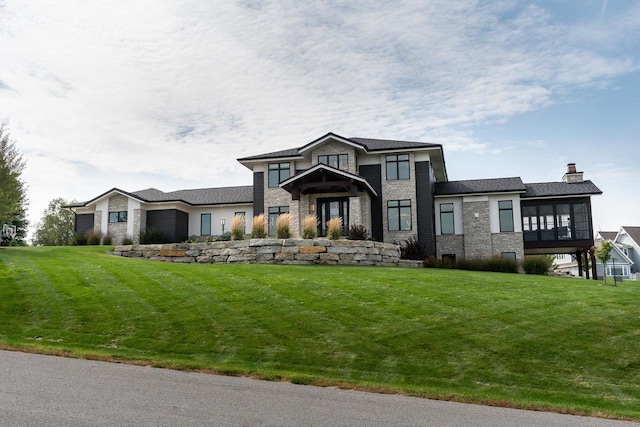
113,239,406,267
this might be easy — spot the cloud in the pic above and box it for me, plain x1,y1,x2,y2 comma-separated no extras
0,0,639,230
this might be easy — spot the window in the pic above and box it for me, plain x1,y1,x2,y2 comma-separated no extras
386,154,410,180
201,213,211,236
498,200,514,232
268,206,289,236
501,252,516,261
318,198,349,236
440,203,454,235
268,162,290,188
606,264,628,277
318,154,348,170
388,200,411,231
522,202,592,242
108,211,127,223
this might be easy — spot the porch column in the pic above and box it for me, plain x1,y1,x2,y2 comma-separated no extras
576,250,583,278
289,200,300,238
349,196,362,230
584,251,590,280
590,249,598,280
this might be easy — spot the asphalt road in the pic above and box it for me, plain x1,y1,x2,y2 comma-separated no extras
0,350,638,427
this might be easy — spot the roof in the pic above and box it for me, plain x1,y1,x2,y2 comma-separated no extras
521,180,602,198
237,132,443,161
279,164,378,197
435,177,526,196
71,186,253,208
597,231,618,241
620,226,640,246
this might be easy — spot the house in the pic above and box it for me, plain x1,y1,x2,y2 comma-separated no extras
592,227,640,281
67,132,602,276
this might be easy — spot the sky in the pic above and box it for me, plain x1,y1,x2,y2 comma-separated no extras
0,0,638,238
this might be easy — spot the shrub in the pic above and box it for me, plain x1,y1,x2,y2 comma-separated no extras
485,257,519,274
423,256,455,269
72,232,87,246
276,213,292,239
101,235,113,245
326,217,343,240
140,227,165,244
400,235,427,260
347,224,368,240
216,231,231,241
230,214,246,240
122,236,133,245
251,214,267,238
301,215,318,239
523,255,554,275
86,231,102,246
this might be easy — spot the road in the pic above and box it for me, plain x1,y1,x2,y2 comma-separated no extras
0,350,637,427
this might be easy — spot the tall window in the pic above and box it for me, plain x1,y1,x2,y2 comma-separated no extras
522,205,538,242
556,204,571,239
318,154,348,170
201,213,211,236
268,206,289,236
388,200,411,231
573,203,590,239
498,200,514,232
109,211,127,223
386,154,410,180
440,203,454,235
268,163,290,188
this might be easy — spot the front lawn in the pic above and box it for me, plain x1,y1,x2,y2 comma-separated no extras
1,246,639,420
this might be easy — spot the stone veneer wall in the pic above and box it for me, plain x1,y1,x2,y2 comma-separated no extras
381,153,418,243
436,234,465,260
491,232,525,262
113,239,407,267
462,200,491,259
108,194,129,244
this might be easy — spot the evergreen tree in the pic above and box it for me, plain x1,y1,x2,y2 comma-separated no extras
0,124,28,246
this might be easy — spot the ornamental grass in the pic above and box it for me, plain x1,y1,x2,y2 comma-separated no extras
301,215,318,239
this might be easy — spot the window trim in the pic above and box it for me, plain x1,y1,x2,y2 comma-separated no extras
201,213,212,236
498,200,514,233
318,154,348,170
268,162,291,188
108,211,127,223
268,206,290,236
387,199,412,231
385,154,410,181
440,203,454,235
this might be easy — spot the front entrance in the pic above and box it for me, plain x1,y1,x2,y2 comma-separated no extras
317,198,349,236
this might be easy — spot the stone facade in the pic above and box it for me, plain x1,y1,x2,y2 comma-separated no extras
133,208,146,245
436,234,465,260
462,200,491,259
107,195,129,244
381,153,418,243
310,140,357,172
113,239,402,266
491,232,525,261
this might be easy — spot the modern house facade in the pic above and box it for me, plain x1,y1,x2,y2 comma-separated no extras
68,132,602,274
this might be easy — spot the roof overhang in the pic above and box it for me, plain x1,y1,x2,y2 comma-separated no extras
279,164,378,200
64,188,149,210
298,132,367,154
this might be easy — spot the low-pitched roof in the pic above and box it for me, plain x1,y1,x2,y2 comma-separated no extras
521,180,602,198
435,177,526,196
279,164,378,197
70,186,253,208
237,132,443,161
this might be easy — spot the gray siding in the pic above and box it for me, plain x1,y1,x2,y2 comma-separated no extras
359,164,383,241
253,172,264,216
146,209,189,243
415,161,436,257
75,214,94,234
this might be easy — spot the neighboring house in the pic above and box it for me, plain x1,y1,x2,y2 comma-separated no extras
68,132,602,276
592,227,640,281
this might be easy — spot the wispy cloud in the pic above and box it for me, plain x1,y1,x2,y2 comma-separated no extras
0,0,639,229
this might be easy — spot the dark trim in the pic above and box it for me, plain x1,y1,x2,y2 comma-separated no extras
415,161,436,256
359,164,383,241
253,172,264,216
75,213,94,234
146,209,189,243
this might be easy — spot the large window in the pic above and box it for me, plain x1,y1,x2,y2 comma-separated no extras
268,206,289,236
108,211,127,223
522,202,591,242
318,154,348,170
606,264,628,277
317,198,349,236
268,163,290,188
440,203,454,235
388,200,411,231
498,200,514,232
386,154,410,180
201,213,211,236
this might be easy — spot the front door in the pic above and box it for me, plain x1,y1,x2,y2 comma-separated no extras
317,198,349,236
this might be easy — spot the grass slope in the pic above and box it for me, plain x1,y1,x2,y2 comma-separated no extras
1,246,639,420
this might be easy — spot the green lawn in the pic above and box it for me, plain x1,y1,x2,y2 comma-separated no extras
1,246,639,420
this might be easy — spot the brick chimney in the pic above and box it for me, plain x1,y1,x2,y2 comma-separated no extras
563,163,583,183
